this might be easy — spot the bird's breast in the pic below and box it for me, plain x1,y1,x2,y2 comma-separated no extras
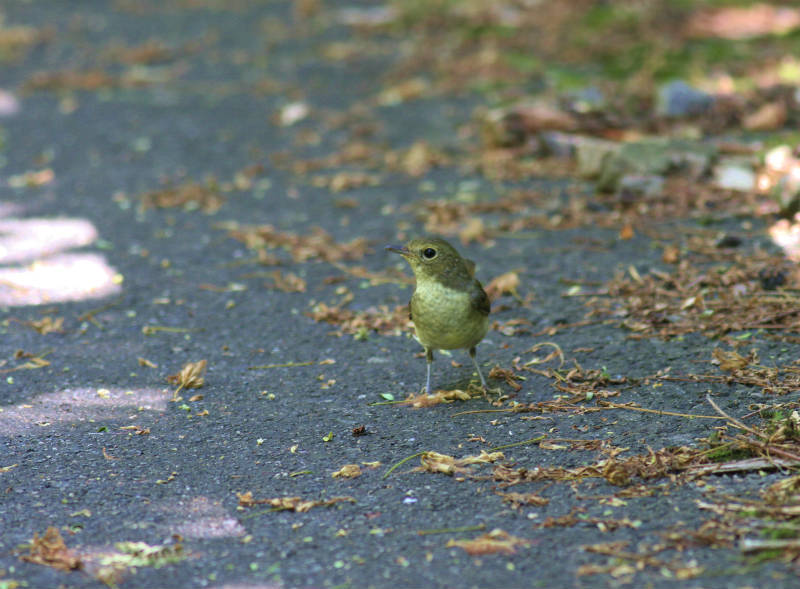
410,280,488,350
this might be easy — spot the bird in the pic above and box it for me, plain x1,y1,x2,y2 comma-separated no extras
386,237,490,393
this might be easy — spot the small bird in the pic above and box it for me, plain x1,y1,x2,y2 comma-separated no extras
386,237,490,393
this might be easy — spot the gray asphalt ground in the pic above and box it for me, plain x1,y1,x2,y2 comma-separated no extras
1,2,798,588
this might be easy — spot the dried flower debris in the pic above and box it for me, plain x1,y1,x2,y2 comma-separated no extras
578,540,704,580
236,492,355,513
166,360,207,401
139,181,224,213
306,300,410,337
225,223,369,263
588,249,800,339
16,315,64,334
496,491,550,509
20,527,82,571
415,450,505,476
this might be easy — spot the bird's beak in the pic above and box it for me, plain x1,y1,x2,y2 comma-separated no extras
385,244,410,257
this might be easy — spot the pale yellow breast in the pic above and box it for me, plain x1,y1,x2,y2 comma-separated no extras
411,280,488,351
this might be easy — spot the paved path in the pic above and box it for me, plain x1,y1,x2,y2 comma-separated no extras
0,2,796,588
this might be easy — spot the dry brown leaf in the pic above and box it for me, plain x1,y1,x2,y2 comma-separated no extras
332,464,362,478
446,528,530,555
497,491,550,509
139,182,224,213
743,101,787,132
24,316,64,334
661,245,680,264
384,141,448,178
618,223,634,241
417,450,504,475
306,301,409,337
488,365,523,391
20,527,82,571
226,223,369,263
484,271,520,302
711,348,753,372
268,270,306,293
401,389,474,408
458,217,488,245
419,451,457,475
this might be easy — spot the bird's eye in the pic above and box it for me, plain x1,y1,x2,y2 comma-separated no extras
422,247,437,259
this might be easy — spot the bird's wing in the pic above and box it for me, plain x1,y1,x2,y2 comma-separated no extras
472,281,491,316
464,258,476,278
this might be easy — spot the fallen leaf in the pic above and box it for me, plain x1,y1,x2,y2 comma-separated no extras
446,528,530,555
743,101,787,131
618,223,634,240
20,527,82,571
496,491,550,508
23,316,64,334
332,464,362,478
267,270,307,293
711,348,753,372
401,389,473,408
484,271,520,302
139,181,223,213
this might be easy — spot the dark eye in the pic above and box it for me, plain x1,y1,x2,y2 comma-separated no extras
422,247,437,259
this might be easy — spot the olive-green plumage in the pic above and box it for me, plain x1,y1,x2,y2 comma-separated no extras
386,237,489,393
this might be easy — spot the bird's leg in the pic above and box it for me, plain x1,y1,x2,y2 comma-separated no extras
425,347,433,394
469,346,487,390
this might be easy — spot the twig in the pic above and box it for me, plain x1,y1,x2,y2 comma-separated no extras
705,395,763,437
741,538,800,552
685,457,800,476
734,434,800,463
